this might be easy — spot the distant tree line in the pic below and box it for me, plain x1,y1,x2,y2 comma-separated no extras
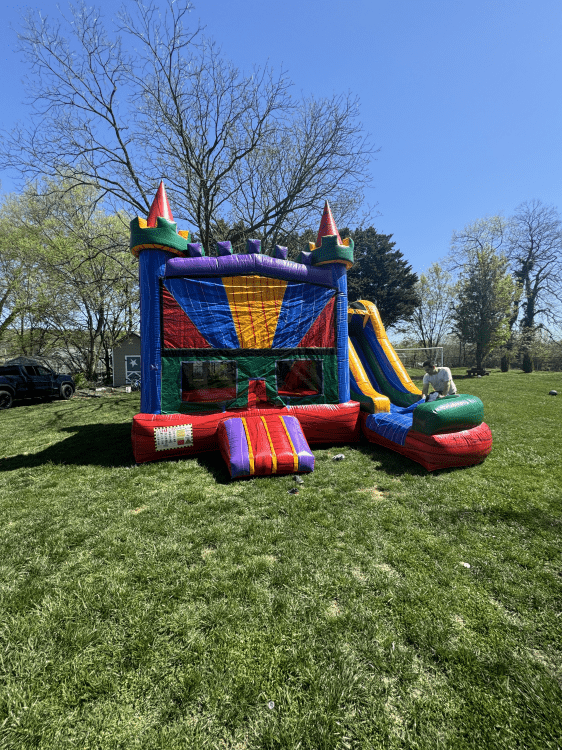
0,180,137,380
400,200,562,372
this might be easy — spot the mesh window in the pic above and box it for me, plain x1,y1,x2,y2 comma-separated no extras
181,361,237,403
276,360,323,397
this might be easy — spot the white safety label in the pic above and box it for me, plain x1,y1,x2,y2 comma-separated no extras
154,424,193,451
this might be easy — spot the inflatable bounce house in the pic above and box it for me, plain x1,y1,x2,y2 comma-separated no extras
130,183,492,477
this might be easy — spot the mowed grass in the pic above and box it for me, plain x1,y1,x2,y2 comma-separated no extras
0,371,561,750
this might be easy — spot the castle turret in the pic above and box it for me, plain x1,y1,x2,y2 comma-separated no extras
304,201,354,402
133,182,192,413
301,201,355,269
130,182,191,259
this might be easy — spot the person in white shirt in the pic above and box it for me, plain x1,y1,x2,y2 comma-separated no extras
421,360,457,402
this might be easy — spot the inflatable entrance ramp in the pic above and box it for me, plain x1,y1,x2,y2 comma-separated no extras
218,415,315,479
348,300,493,471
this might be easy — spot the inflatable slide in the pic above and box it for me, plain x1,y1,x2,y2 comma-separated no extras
348,300,493,471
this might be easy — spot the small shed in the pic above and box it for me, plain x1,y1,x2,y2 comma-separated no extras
112,333,141,386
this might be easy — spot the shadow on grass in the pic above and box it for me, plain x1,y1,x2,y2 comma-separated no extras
352,441,472,478
194,451,232,484
194,442,455,483
0,422,135,470
0,419,233,479
369,450,425,476
0,399,46,410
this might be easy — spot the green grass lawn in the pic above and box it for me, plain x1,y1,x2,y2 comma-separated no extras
1,371,561,749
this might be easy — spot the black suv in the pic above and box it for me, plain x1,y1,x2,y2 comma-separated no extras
0,358,75,409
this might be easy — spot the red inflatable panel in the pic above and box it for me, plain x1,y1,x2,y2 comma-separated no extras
132,401,360,464
132,411,219,463
298,297,336,348
361,415,492,471
291,401,361,445
162,287,212,349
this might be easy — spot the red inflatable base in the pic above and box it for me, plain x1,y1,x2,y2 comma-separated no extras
132,401,361,464
361,416,493,471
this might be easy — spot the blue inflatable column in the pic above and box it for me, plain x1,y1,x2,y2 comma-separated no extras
331,263,351,403
138,249,172,414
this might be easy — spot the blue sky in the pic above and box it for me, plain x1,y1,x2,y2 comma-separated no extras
1,0,561,276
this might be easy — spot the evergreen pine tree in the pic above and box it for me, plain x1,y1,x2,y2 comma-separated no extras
346,227,420,329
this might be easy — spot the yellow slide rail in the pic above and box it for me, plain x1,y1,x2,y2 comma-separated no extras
348,336,391,413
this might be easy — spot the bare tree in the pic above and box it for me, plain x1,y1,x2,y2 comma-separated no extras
448,215,509,269
508,199,562,331
2,0,375,253
448,217,520,370
409,262,455,348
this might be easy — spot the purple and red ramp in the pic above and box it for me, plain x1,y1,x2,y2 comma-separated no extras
218,414,314,479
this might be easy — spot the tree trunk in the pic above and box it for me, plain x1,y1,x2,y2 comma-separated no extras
522,351,533,373
475,342,483,370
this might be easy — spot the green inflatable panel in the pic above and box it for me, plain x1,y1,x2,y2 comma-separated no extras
412,394,484,436
311,235,354,267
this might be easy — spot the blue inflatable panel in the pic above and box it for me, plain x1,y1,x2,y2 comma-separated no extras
363,401,423,446
393,399,425,415
139,249,170,414
349,332,382,392
163,277,239,349
361,323,410,394
332,264,350,403
272,283,336,348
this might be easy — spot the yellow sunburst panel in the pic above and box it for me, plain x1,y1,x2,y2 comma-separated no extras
351,300,421,396
222,275,287,348
348,338,390,413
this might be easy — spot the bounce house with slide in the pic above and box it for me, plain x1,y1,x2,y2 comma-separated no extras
130,183,492,477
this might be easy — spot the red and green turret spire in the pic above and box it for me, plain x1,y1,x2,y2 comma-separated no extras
298,200,354,269
130,181,191,258
147,180,174,227
316,201,343,247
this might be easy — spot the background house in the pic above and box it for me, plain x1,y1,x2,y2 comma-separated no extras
112,333,141,386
